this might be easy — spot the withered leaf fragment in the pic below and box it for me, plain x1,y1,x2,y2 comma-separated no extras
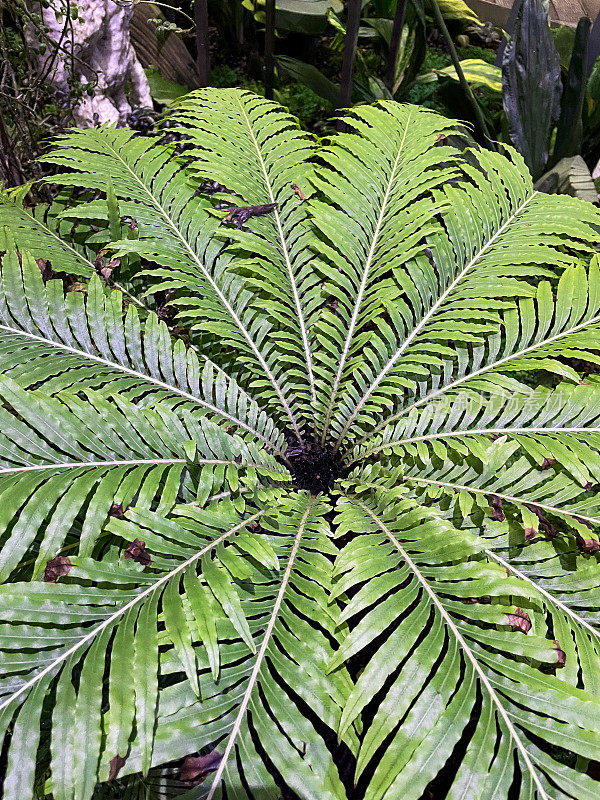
108,754,126,781
100,261,120,282
423,246,436,269
292,183,306,200
171,324,190,342
223,203,278,228
123,539,152,566
121,214,138,229
506,608,531,633
109,502,127,518
553,640,567,667
44,556,72,583
541,458,557,469
491,495,505,522
93,249,109,269
525,504,557,538
179,750,223,784
94,248,120,282
577,536,600,555
36,257,52,283
197,180,233,194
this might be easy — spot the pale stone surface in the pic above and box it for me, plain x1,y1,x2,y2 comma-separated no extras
538,156,598,203
28,0,152,127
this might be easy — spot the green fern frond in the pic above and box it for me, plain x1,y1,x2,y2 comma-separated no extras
39,123,307,438
329,145,599,452
0,494,353,800
0,377,287,580
333,487,600,800
3,90,600,800
308,103,464,443
0,191,96,279
0,247,286,455
352,374,600,478
0,501,273,793
172,90,321,417
0,188,148,312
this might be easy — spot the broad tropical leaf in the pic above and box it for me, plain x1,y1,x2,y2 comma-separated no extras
244,0,344,34
1,89,600,800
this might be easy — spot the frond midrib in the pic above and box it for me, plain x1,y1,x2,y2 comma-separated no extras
0,322,285,456
320,111,412,444
353,306,600,454
405,475,600,526
485,549,600,644
206,495,315,798
90,134,304,441
347,493,549,800
0,457,283,475
0,458,186,474
332,192,538,451
235,95,317,410
0,509,264,717
353,425,600,463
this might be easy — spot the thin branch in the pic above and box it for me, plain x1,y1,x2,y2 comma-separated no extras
384,0,409,94
336,0,362,126
264,0,276,99
194,0,211,87
429,0,496,150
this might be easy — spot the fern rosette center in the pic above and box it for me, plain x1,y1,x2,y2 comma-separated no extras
286,439,342,493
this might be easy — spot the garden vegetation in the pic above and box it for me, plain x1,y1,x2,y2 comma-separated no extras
0,89,600,799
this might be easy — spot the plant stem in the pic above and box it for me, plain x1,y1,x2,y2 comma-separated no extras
235,0,245,45
385,0,409,94
265,0,276,99
194,0,210,87
337,0,362,124
429,0,496,150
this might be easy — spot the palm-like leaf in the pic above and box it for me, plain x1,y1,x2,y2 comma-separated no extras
1,89,600,800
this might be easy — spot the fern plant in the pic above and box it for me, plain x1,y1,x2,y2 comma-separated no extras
2,89,600,800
